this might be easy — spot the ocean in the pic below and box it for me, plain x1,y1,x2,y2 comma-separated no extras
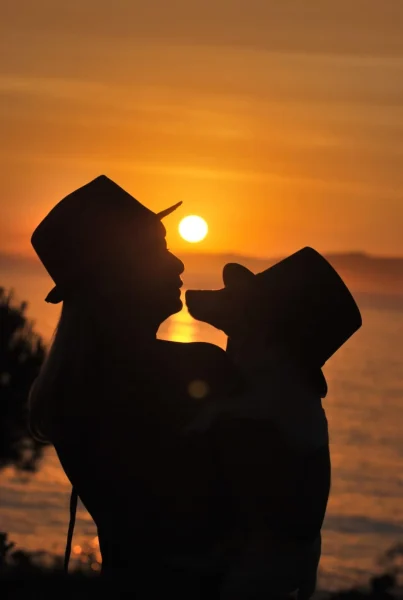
1,262,403,591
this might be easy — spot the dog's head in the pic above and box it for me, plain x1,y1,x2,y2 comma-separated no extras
185,263,262,338
185,262,329,398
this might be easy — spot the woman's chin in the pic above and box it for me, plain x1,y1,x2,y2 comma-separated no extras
174,296,183,312
168,295,183,316
156,289,183,322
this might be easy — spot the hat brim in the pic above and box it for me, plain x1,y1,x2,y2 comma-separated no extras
45,287,64,304
45,201,183,304
157,201,182,219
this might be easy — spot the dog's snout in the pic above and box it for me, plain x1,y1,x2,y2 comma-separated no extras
185,289,222,321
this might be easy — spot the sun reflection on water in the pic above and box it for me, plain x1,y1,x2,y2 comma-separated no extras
158,290,226,348
161,304,196,344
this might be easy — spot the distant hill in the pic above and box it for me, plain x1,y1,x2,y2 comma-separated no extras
1,250,402,310
176,250,403,295
0,252,39,273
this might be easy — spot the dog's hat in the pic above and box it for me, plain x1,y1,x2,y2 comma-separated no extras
225,247,362,367
31,175,182,304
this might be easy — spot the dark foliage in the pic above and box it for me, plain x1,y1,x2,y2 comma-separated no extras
0,288,47,472
1,531,403,600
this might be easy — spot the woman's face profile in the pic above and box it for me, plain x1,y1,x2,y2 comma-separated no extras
107,219,184,324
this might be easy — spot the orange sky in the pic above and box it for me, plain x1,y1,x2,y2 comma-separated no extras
1,0,403,258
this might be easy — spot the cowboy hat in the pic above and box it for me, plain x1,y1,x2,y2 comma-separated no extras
31,175,182,304
187,247,362,367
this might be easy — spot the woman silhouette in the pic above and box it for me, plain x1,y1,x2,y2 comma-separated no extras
29,176,240,597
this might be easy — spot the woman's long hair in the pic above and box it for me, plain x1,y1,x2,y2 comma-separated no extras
28,299,103,443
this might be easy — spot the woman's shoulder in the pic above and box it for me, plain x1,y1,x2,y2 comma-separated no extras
158,340,242,387
157,339,227,358
188,341,233,366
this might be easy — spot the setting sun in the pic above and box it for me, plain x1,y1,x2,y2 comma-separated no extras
179,215,208,243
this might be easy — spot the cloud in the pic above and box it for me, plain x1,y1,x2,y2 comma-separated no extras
2,0,403,58
2,0,403,255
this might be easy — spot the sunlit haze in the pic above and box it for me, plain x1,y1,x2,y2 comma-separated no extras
1,1,403,259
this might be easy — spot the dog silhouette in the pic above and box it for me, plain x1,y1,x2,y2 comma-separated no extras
185,260,331,599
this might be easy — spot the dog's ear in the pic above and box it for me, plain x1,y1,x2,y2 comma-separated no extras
223,263,255,289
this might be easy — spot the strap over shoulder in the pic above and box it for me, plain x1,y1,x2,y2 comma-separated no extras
64,486,78,572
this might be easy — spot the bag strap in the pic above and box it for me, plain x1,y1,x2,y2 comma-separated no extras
64,486,78,572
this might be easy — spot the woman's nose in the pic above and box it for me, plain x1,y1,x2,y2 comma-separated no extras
171,252,184,275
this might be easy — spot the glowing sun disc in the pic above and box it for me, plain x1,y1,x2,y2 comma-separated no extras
179,215,208,243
